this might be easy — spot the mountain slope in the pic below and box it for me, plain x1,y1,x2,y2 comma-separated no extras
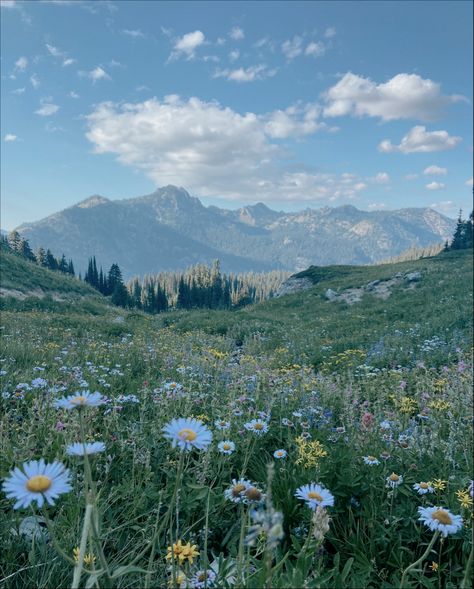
166,249,473,368
16,185,455,278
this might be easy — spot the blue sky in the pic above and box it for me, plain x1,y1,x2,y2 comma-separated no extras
1,0,472,229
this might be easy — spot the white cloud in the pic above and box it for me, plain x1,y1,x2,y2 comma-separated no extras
79,66,111,82
423,165,447,175
11,87,26,95
4,133,17,142
305,41,325,57
214,64,277,83
373,172,390,184
426,181,445,190
122,28,145,38
85,96,366,203
62,58,76,66
264,103,324,138
14,56,28,71
30,73,40,88
228,49,239,62
46,43,61,57
323,72,466,121
465,177,473,187
281,36,303,60
68,90,79,98
169,30,205,61
405,173,419,180
35,98,60,116
324,27,336,38
229,26,244,40
379,126,461,154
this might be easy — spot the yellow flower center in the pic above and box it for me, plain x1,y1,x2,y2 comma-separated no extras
254,423,264,430
420,482,429,489
26,475,52,493
277,451,284,456
245,487,262,501
178,428,197,441
232,483,246,497
70,395,87,405
389,473,399,482
431,509,452,525
367,456,376,461
308,491,323,501
223,443,231,450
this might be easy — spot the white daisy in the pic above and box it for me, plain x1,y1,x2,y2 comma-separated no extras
295,483,334,510
163,418,212,452
217,440,235,455
413,482,435,495
274,449,287,459
244,419,269,435
418,506,463,537
66,442,106,456
2,459,72,509
363,455,380,466
53,390,104,410
224,478,252,503
386,473,403,488
214,419,230,430
191,569,216,588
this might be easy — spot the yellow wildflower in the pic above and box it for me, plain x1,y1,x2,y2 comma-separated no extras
73,547,96,566
166,540,199,565
432,479,447,491
428,400,451,411
456,489,473,509
398,397,418,414
429,561,439,572
295,437,328,469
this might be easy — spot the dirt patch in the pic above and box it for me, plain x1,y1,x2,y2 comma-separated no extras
0,287,65,302
326,273,421,305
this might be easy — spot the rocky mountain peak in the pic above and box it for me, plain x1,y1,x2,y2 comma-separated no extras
76,195,110,209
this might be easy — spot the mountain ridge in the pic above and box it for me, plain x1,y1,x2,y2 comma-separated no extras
15,185,455,278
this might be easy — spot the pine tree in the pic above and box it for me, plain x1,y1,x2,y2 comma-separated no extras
7,230,22,253
58,254,68,273
19,238,36,262
67,260,75,276
111,282,129,307
36,247,47,267
46,249,58,270
450,210,466,250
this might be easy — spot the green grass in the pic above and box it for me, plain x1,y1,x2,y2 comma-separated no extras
0,249,472,588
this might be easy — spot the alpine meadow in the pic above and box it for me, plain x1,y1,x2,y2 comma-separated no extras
0,2,473,589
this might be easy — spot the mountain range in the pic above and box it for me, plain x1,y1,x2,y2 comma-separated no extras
15,185,455,278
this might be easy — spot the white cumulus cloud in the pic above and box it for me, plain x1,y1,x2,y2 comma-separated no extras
373,172,390,184
79,66,111,82
35,98,60,116
323,72,466,121
85,96,365,203
324,27,336,38
423,165,447,175
281,36,303,60
426,181,445,190
379,126,461,154
169,30,205,61
122,28,145,38
30,73,40,88
229,26,244,40
14,56,28,71
305,41,325,57
214,64,277,83
465,177,473,187
4,133,18,142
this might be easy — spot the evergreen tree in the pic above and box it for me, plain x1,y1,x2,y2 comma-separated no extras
58,254,68,273
36,247,47,267
46,249,58,271
67,259,75,276
111,281,129,307
107,263,123,295
7,230,22,253
18,238,36,262
450,210,466,250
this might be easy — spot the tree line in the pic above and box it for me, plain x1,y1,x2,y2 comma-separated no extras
2,230,75,276
444,209,473,251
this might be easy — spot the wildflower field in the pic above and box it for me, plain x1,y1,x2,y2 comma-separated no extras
1,252,473,588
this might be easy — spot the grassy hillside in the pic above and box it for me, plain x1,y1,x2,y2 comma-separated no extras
0,249,112,314
162,250,473,369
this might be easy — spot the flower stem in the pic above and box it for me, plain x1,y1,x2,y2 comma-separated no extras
72,502,93,589
399,531,440,589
